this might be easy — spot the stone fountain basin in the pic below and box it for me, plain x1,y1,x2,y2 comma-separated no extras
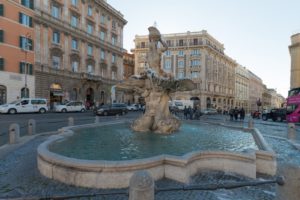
37,121,276,189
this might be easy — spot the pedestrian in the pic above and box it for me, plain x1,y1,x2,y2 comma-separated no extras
188,106,193,120
234,107,238,121
229,108,234,121
240,107,245,121
183,106,188,120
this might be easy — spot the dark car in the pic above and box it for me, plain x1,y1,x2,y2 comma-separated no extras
96,103,128,116
262,108,286,122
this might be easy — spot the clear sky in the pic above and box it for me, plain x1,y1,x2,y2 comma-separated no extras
108,0,300,97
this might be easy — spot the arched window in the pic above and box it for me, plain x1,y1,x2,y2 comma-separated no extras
0,85,7,105
21,87,30,98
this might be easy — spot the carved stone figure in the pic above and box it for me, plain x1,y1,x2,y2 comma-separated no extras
116,26,194,134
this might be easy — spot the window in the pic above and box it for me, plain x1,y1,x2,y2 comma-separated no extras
178,50,184,56
166,40,171,46
19,13,33,27
100,49,105,60
71,38,78,50
52,31,60,44
87,44,93,56
0,4,4,16
87,23,93,34
71,15,78,27
141,42,145,48
179,39,183,46
178,60,184,68
191,49,200,56
51,4,60,18
112,54,116,63
111,35,117,45
52,56,60,69
0,30,3,43
100,14,106,24
19,36,33,50
21,0,34,9
193,38,198,45
165,50,171,56
87,64,94,74
87,5,92,16
71,61,78,72
164,60,171,69
21,88,30,98
177,72,184,79
100,68,106,77
191,59,201,66
0,58,4,71
19,62,33,75
191,72,199,78
71,0,78,7
100,30,106,40
0,85,6,105
112,71,116,80
112,20,116,29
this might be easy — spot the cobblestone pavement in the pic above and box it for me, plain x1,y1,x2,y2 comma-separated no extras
0,115,299,199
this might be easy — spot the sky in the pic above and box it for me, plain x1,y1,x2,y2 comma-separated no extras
108,0,300,97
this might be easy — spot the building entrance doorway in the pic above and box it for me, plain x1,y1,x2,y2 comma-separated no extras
50,83,63,110
86,88,94,109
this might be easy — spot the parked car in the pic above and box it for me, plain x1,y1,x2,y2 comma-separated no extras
0,98,48,114
202,108,218,115
262,108,286,122
54,101,86,113
127,104,139,111
96,103,128,116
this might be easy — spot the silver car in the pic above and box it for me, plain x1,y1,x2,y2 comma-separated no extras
55,101,86,113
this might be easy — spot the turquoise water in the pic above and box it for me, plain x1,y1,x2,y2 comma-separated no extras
49,123,258,161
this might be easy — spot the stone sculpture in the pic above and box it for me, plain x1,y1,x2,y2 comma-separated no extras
117,26,195,134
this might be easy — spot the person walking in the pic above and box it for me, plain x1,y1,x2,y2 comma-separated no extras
229,108,234,121
240,107,245,121
234,107,239,121
183,106,188,120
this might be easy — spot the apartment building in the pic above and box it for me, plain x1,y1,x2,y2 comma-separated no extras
33,0,126,108
248,70,264,113
134,30,237,111
235,65,249,112
0,0,35,104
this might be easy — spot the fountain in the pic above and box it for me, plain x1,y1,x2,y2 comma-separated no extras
117,26,195,134
37,27,277,189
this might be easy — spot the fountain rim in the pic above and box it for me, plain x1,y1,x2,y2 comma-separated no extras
37,120,277,188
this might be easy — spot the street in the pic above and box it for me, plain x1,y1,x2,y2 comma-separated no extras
0,111,141,146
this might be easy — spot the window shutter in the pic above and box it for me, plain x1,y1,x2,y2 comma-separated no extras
0,58,4,71
0,30,3,42
29,39,33,50
29,64,33,75
29,17,33,27
19,62,24,74
19,36,23,48
30,0,34,9
19,13,23,24
0,4,3,16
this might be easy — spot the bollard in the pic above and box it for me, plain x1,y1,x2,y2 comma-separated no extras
248,118,254,129
287,123,296,141
9,123,20,144
68,117,74,126
95,116,99,123
129,171,154,200
28,119,36,135
276,165,300,200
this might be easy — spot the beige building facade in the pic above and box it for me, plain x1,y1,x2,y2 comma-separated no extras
248,70,264,113
33,0,126,108
133,30,237,111
289,33,300,89
262,85,272,110
235,65,249,112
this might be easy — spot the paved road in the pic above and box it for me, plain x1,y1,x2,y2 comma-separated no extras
0,111,141,146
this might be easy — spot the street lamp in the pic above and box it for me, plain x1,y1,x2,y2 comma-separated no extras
22,33,31,98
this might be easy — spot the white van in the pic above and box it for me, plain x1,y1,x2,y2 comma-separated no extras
0,98,48,114
170,100,194,110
